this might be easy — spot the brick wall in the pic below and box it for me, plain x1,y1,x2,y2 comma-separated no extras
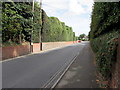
109,38,120,88
33,43,40,52
1,41,77,60
2,45,30,60
33,41,77,53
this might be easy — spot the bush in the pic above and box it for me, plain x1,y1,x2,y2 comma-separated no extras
90,2,120,81
90,2,120,39
90,31,119,79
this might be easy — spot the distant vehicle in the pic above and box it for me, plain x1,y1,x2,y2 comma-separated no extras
77,40,81,43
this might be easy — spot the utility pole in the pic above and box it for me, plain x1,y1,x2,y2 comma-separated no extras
73,34,74,44
39,0,42,51
30,0,34,53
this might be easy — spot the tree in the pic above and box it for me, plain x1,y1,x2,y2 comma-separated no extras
2,1,77,45
2,1,33,44
78,34,86,40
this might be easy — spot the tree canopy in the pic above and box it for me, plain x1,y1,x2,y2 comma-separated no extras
78,34,86,40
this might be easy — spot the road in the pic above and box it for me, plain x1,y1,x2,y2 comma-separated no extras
2,42,88,88
56,41,98,88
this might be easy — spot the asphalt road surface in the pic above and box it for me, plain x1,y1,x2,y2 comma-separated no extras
56,41,98,88
2,42,88,88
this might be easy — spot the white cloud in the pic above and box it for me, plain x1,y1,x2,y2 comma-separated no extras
57,15,91,36
69,0,85,15
78,0,94,13
42,0,69,10
41,0,93,36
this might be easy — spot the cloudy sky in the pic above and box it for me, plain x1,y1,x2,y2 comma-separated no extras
40,0,94,36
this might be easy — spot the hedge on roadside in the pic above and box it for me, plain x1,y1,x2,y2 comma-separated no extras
90,31,119,79
90,2,120,39
90,2,120,80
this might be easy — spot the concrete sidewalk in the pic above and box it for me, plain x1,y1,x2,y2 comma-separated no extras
55,43,99,88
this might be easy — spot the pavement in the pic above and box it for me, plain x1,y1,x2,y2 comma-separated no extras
55,42,99,88
2,43,84,88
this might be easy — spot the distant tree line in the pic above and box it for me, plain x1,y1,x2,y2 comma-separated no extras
2,1,77,46
78,34,88,41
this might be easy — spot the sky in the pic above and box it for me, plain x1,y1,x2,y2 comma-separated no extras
38,0,94,36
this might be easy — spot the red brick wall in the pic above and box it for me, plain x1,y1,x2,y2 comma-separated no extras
33,43,40,52
2,45,30,60
109,38,120,88
66,41,77,45
33,41,77,53
1,41,78,60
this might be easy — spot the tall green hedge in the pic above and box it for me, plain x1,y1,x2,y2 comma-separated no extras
32,2,41,43
2,1,33,44
90,2,120,39
90,2,120,80
2,1,76,44
42,12,75,42
91,31,119,79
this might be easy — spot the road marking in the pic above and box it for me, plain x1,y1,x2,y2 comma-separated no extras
41,51,80,88
51,52,80,89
